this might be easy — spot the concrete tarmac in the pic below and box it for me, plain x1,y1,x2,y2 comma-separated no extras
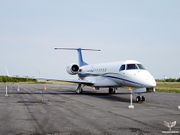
0,83,180,135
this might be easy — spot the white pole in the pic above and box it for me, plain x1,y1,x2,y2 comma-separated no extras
128,88,134,109
17,83,20,92
41,89,44,103
5,85,8,97
41,85,46,103
44,85,47,91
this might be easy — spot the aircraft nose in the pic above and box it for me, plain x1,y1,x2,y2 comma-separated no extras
148,77,156,87
143,72,156,88
137,70,156,88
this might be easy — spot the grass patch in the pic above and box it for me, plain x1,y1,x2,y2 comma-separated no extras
0,76,75,85
156,82,180,93
44,81,75,85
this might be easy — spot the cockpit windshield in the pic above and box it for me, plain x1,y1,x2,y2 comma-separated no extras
126,64,138,70
119,64,125,71
137,64,146,70
119,63,146,71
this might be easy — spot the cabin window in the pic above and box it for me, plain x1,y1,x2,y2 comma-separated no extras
119,65,125,71
126,64,138,70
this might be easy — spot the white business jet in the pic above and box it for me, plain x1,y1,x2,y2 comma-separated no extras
53,48,156,103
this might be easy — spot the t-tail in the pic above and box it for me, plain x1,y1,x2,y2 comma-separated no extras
54,48,101,66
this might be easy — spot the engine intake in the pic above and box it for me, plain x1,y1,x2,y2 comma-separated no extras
66,64,79,75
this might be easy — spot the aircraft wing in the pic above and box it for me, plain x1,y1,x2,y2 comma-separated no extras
6,75,94,86
3,70,94,85
38,78,94,85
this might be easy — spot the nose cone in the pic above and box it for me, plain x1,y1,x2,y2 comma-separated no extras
146,76,156,87
137,70,156,88
143,71,156,88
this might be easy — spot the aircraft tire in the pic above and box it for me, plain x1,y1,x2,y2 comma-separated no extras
141,96,145,102
109,88,116,94
136,96,141,103
76,88,83,94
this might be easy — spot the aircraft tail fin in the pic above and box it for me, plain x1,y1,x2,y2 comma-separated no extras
54,48,101,66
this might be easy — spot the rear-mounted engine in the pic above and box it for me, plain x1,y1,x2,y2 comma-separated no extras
66,64,79,75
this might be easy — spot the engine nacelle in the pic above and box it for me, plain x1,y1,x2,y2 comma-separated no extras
66,64,79,75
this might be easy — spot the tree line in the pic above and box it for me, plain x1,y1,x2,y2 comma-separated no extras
157,78,180,82
0,76,37,83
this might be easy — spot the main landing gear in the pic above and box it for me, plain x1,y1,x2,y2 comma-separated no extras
109,88,117,94
76,84,83,94
136,95,145,103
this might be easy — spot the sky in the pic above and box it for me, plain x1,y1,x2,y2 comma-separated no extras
0,0,180,79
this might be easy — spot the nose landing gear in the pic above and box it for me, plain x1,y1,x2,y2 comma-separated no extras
109,88,116,94
136,96,145,103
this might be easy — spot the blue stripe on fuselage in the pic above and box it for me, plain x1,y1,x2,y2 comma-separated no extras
78,73,145,87
105,75,145,87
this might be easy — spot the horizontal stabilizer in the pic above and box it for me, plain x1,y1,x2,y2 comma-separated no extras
55,47,100,66
54,48,101,51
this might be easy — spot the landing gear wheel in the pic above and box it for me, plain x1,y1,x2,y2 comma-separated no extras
141,96,145,102
76,84,83,94
76,88,83,94
109,88,116,94
136,96,141,103
136,96,145,103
